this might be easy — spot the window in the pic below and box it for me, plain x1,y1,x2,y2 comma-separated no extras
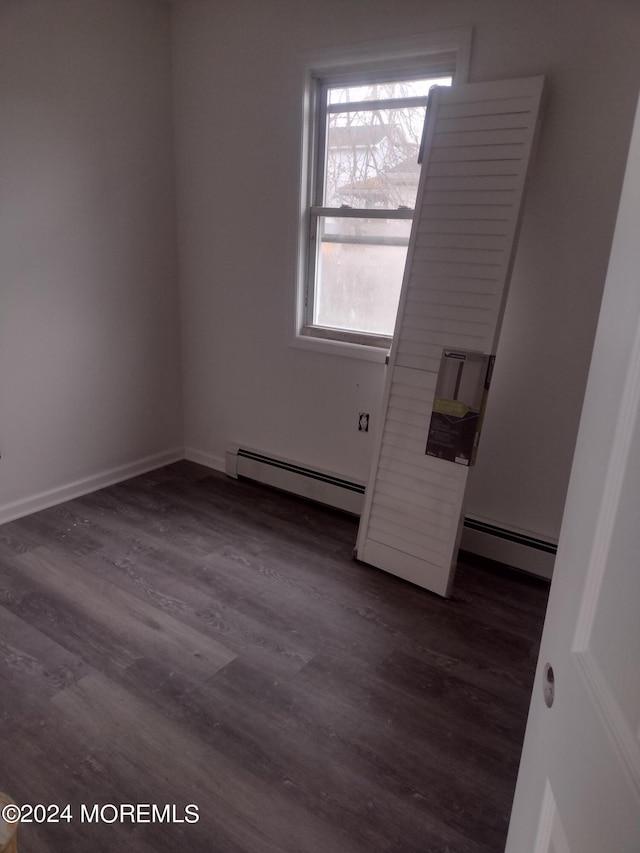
296,32,470,355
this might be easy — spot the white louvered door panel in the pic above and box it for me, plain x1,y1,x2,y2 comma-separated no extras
356,76,545,597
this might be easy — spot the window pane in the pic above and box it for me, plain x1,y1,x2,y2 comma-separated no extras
325,106,427,209
323,76,452,211
314,216,411,336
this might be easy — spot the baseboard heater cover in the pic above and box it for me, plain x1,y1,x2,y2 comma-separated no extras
225,446,366,515
461,517,557,580
463,518,557,554
224,446,555,578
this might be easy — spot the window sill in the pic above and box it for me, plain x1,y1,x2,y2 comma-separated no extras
290,332,389,363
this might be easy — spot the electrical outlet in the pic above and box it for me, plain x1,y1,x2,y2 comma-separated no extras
358,412,369,432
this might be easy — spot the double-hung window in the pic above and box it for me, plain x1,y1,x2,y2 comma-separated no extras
298,33,470,353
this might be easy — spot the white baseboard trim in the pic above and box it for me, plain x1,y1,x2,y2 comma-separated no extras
0,448,183,526
183,446,226,473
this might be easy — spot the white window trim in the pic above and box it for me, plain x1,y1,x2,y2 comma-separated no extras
291,28,472,362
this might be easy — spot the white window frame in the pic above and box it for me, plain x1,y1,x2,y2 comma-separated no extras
293,29,472,362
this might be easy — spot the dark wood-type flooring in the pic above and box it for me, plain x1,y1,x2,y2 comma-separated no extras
0,461,548,853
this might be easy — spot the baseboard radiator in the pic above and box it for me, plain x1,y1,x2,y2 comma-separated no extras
460,517,557,580
224,445,556,579
225,446,366,515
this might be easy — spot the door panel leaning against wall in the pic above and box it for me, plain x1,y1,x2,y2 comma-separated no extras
356,75,545,598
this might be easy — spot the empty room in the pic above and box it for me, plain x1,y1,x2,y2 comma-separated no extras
1,1,639,851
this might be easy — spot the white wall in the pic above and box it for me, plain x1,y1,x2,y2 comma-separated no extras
0,0,182,520
172,0,640,548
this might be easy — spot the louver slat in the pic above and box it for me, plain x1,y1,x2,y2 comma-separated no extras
356,76,544,597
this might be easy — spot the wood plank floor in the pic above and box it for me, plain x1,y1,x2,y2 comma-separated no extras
0,461,548,853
